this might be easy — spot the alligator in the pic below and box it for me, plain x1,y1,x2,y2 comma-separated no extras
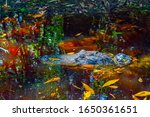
40,49,132,67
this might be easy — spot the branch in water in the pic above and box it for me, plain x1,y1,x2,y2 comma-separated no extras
0,47,9,53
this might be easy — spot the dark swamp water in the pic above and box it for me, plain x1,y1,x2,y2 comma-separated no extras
0,0,150,100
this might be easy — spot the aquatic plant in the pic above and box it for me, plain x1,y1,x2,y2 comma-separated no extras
0,13,64,84
44,15,64,54
88,73,120,100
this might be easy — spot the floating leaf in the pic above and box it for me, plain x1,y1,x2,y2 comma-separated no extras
55,88,58,92
133,91,150,97
44,77,60,84
115,19,124,23
33,13,44,18
132,57,138,63
50,92,57,97
38,92,42,95
18,85,23,88
83,91,91,100
82,64,94,69
75,33,82,37
108,85,118,89
67,52,75,55
144,97,147,100
107,53,114,57
93,69,103,73
67,63,79,67
138,77,143,83
109,93,116,99
82,82,95,94
132,95,139,100
114,68,124,73
102,79,120,88
1,33,7,37
72,84,81,90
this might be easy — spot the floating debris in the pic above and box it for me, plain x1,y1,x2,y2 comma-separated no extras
138,77,143,83
102,79,120,88
44,77,60,84
0,47,9,53
82,64,95,69
109,93,116,99
72,84,81,90
50,92,57,97
108,85,118,89
133,91,150,97
67,52,75,55
82,82,95,95
132,95,139,100
83,91,91,100
75,33,82,37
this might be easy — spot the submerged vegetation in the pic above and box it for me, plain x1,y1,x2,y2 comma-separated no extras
0,0,150,100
